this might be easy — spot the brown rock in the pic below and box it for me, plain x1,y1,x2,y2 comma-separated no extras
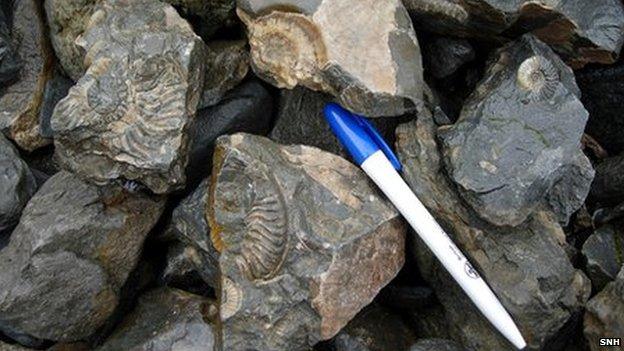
584,267,624,351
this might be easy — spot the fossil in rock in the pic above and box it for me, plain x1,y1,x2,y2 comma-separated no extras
220,277,243,320
517,55,559,102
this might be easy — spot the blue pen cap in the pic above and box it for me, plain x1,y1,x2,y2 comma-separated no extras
323,103,402,171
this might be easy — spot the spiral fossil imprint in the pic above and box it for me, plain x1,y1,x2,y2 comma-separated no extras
517,55,559,102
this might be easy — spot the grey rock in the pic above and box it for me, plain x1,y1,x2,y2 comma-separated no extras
239,0,424,117
270,87,406,156
0,0,53,151
403,0,624,68
0,171,165,341
208,134,406,350
439,35,593,227
199,40,249,110
162,242,214,295
576,61,624,155
584,267,624,351
409,338,464,351
188,79,274,187
0,341,36,351
0,134,36,235
0,6,21,85
423,36,475,79
96,288,217,351
165,0,236,39
50,0,207,194
333,304,417,351
582,224,624,291
396,108,591,350
589,154,624,205
39,71,73,139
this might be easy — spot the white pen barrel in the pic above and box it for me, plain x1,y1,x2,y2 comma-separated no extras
361,151,526,350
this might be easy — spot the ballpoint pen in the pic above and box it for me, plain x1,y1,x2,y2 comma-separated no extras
324,103,527,350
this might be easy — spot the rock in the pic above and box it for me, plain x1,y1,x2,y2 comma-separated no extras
0,341,35,350
582,224,624,291
0,171,164,341
199,40,249,109
0,134,36,235
395,107,591,350
0,6,21,85
270,87,407,156
162,242,214,296
409,338,464,351
377,285,435,311
584,267,624,351
0,0,53,151
333,304,417,351
208,134,406,350
403,0,624,68
439,35,593,227
238,0,423,117
39,70,73,139
422,36,474,79
589,154,624,205
96,288,217,351
164,0,236,39
576,61,624,155
50,0,207,194
167,178,220,287
187,79,274,187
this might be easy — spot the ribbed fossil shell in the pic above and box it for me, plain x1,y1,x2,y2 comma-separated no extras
220,277,243,320
517,55,559,101
241,9,328,90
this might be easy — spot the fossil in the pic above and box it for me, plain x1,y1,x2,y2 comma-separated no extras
517,55,559,102
220,277,243,320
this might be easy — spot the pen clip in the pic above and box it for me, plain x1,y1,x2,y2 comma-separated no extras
353,113,402,172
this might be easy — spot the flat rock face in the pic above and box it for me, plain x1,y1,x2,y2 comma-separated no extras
96,288,216,351
0,6,21,85
199,40,249,109
50,0,207,194
238,0,423,117
0,0,53,151
208,134,405,350
0,135,36,234
0,171,164,341
582,224,624,291
584,268,624,351
403,0,624,68
396,109,590,350
439,35,594,227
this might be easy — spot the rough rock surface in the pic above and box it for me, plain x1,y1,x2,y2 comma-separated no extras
0,134,36,235
439,35,594,227
208,134,406,350
164,0,236,39
403,0,624,68
396,108,590,350
582,224,624,291
270,87,405,156
239,0,423,117
39,70,73,139
333,304,417,351
0,341,36,351
50,0,207,194
0,171,164,341
589,154,624,205
162,242,214,295
0,0,53,151
422,36,474,79
96,288,217,351
188,80,274,187
576,61,624,155
199,40,249,109
584,267,624,351
0,6,21,85
409,339,464,351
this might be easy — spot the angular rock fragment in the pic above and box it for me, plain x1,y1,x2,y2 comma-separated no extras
584,267,624,351
164,0,236,39
208,134,406,350
239,0,424,117
409,339,464,351
576,61,624,155
589,154,624,205
270,87,405,156
439,35,593,227
396,107,591,350
51,0,207,194
199,40,249,109
403,0,624,68
0,0,53,151
0,135,36,235
39,70,73,139
0,341,36,351
582,224,624,291
0,6,21,85
162,242,214,295
96,288,217,351
422,36,474,79
188,80,273,187
0,171,164,341
333,304,417,351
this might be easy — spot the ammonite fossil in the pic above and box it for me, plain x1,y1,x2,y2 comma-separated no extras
220,277,243,320
517,55,559,102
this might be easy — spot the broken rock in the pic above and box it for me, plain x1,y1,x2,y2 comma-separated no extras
584,267,624,351
582,224,624,291
208,133,405,350
199,40,249,109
